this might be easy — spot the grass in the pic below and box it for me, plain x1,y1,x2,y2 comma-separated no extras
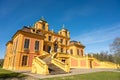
0,68,120,80
40,71,120,80
0,68,26,79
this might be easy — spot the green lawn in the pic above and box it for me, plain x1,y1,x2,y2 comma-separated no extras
40,71,120,80
0,68,120,80
0,68,26,78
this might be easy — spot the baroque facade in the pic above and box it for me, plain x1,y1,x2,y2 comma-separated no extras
3,18,119,74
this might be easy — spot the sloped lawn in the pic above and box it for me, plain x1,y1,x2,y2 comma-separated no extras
0,68,26,79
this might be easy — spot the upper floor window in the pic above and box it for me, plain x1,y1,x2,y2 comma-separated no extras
24,39,30,49
70,49,73,55
81,50,83,56
35,41,39,51
65,31,67,37
70,49,73,54
66,40,68,45
36,24,38,28
48,36,51,41
60,39,63,44
61,48,63,52
22,55,28,66
77,49,79,55
13,38,18,53
42,24,45,30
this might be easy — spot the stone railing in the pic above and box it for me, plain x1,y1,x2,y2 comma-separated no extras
31,57,49,75
100,61,119,68
38,53,50,59
36,51,50,59
92,58,119,69
52,58,70,72
42,51,49,55
51,52,57,58
56,52,70,58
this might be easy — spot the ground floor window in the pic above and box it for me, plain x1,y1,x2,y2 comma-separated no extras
47,46,51,53
22,55,28,66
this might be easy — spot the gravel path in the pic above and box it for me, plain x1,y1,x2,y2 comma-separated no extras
22,68,119,79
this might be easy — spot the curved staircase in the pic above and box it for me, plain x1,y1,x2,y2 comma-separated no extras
31,51,70,75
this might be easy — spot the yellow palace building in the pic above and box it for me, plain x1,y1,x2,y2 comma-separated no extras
3,18,119,75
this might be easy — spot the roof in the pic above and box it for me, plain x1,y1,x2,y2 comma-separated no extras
12,26,45,39
6,40,13,46
70,40,85,48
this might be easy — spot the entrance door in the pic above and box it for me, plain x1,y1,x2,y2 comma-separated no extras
54,43,58,52
47,46,51,53
89,60,92,68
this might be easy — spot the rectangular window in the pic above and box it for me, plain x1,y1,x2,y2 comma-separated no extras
42,24,45,30
81,50,83,56
35,41,39,51
66,49,67,53
13,39,18,53
77,49,79,55
66,40,67,45
60,39,63,43
70,49,73,55
24,39,30,49
48,36,51,41
61,48,63,52
22,55,28,66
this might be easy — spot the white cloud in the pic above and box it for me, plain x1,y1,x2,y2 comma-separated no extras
72,23,120,45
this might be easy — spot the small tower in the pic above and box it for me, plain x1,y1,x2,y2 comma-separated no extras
58,24,70,38
34,17,49,31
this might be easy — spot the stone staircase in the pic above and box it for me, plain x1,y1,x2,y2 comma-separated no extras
41,55,67,75
42,55,51,64
48,63,67,75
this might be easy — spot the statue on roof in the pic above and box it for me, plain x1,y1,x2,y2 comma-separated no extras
41,16,45,21
62,24,65,29
38,16,47,22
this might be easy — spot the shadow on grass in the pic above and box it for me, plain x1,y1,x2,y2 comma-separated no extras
0,72,27,79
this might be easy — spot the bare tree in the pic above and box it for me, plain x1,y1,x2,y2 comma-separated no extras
110,37,120,64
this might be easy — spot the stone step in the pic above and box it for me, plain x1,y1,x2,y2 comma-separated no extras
39,54,67,75
42,56,51,64
48,63,67,75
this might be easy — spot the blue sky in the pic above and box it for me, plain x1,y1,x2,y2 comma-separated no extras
0,0,120,58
